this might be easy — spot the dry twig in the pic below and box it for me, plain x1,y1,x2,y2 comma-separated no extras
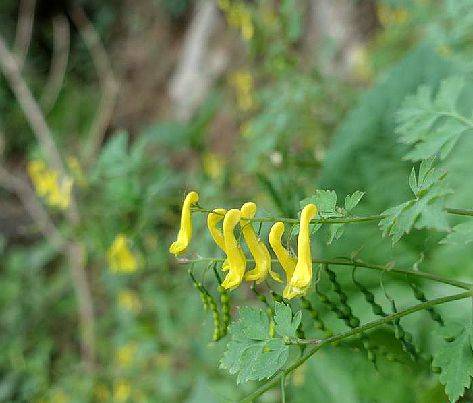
70,6,119,165
41,15,70,113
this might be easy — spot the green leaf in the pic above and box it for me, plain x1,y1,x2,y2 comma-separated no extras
396,76,472,161
379,160,452,243
302,190,338,218
441,222,473,246
301,189,364,244
345,191,365,212
274,302,302,338
220,307,289,384
433,325,473,402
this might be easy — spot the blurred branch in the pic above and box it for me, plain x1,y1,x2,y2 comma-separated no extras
0,165,64,249
67,242,96,372
70,6,119,165
0,32,96,371
169,0,227,121
41,15,70,114
13,0,36,70
0,33,80,223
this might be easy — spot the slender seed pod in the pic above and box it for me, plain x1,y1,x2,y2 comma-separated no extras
169,191,199,256
354,268,417,360
322,265,376,366
300,296,333,337
409,283,445,326
387,298,417,361
284,204,318,299
207,208,230,271
212,262,231,338
240,202,281,283
221,209,246,289
188,270,223,341
352,268,386,317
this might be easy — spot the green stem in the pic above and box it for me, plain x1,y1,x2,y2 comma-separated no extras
192,206,473,225
178,257,473,290
445,207,473,217
240,290,472,402
280,374,286,403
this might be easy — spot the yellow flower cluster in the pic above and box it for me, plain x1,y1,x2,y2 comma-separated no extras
27,159,73,209
108,234,138,273
169,191,318,299
229,70,254,112
218,0,254,41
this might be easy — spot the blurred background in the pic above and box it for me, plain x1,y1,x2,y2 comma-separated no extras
1,0,473,401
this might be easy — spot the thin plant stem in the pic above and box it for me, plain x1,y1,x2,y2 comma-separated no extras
178,257,473,290
192,206,473,225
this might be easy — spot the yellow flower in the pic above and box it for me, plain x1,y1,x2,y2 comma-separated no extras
221,209,246,289
27,159,73,209
50,390,69,403
113,380,131,402
284,204,318,299
117,343,137,368
203,152,224,180
108,234,138,273
118,289,141,313
240,202,281,283
269,222,296,284
377,4,409,27
207,208,230,271
94,384,111,402
229,70,254,112
67,156,87,187
169,191,199,256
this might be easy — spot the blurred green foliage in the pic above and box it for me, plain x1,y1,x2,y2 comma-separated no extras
2,0,473,402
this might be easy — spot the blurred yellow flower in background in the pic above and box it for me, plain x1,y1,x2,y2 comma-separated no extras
218,0,254,41
377,4,410,26
49,389,69,403
229,70,254,112
94,384,111,402
117,343,138,368
66,156,87,187
113,380,131,402
108,234,138,273
203,152,224,180
28,159,73,209
118,289,142,313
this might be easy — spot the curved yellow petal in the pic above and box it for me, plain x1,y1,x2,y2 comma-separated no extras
269,222,296,281
284,204,318,299
240,202,280,283
221,209,246,289
207,208,227,250
207,208,230,271
169,191,199,256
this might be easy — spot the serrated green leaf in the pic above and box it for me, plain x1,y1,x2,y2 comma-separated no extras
345,191,365,212
220,306,289,383
379,161,451,243
274,302,302,338
307,190,338,218
433,326,473,402
396,76,472,161
441,222,473,245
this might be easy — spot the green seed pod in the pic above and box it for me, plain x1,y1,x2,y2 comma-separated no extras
409,283,444,326
300,296,332,338
188,270,224,341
